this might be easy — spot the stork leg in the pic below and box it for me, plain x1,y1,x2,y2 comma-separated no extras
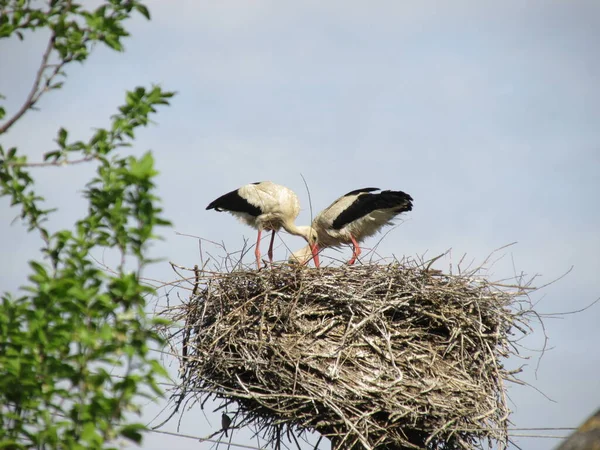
347,235,361,265
267,230,276,264
255,230,263,269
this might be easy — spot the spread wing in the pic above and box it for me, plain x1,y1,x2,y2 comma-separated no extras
331,190,413,230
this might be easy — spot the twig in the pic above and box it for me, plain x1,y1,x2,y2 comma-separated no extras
299,174,314,224
3,155,97,168
1,30,56,134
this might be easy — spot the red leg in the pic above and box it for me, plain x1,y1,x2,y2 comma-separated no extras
267,230,276,264
255,230,262,269
347,235,361,265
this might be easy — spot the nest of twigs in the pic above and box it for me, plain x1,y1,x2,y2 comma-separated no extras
162,256,536,450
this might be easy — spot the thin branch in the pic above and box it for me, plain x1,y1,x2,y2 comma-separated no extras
299,173,314,223
538,295,600,317
0,30,56,135
4,155,97,168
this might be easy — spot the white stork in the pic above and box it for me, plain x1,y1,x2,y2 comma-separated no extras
206,181,319,268
290,188,413,267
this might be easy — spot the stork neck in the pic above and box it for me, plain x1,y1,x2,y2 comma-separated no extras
282,222,312,241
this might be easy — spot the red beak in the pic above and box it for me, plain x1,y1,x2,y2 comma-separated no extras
310,244,320,268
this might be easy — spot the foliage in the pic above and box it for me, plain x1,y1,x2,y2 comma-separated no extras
0,1,174,448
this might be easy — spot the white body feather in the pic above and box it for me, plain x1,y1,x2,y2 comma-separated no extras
231,181,301,231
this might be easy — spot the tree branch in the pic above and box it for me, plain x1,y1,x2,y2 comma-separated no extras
0,30,56,135
4,155,97,168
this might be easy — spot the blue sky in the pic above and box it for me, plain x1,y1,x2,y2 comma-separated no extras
1,0,599,448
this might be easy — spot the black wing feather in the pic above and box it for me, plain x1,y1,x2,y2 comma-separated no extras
206,188,262,216
342,187,380,197
331,190,413,230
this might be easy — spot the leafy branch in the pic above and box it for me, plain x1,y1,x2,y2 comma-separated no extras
0,0,151,134
3,155,97,168
0,29,57,133
0,2,177,449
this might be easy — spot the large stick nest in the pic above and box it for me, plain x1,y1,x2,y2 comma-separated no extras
162,256,535,450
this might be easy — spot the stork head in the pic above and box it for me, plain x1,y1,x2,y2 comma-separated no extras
289,229,320,267
284,225,320,267
289,245,315,266
306,226,319,246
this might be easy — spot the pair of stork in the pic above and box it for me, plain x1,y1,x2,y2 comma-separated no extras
206,181,413,268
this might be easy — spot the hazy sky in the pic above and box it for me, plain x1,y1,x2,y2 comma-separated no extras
1,1,599,449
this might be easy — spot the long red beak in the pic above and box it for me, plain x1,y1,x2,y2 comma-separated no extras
310,244,320,268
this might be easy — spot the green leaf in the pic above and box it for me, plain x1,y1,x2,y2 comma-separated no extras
103,35,123,51
119,423,145,443
29,261,48,279
135,4,151,20
128,152,156,179
43,150,62,161
0,440,26,449
149,359,169,378
56,127,68,147
80,422,101,445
